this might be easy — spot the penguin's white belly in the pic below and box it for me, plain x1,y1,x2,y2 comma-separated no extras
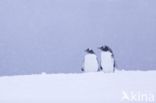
101,53,114,73
84,55,98,72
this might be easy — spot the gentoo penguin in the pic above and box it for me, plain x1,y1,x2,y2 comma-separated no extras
81,48,99,72
98,46,116,73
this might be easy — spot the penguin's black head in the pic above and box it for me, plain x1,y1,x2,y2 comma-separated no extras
98,45,113,53
85,48,95,54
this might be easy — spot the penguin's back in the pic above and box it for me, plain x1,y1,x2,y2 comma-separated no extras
84,54,99,72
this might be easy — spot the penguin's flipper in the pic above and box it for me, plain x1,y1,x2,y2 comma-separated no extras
98,66,103,71
114,59,117,68
100,66,103,70
81,68,84,72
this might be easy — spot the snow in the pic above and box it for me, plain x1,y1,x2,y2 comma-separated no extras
0,71,156,103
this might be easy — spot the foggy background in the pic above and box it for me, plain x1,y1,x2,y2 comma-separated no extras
0,0,156,75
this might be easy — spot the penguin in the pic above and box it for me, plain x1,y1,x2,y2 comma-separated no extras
81,48,99,72
98,45,116,73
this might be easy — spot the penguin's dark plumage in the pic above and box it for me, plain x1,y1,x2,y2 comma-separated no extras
99,46,113,54
85,48,95,54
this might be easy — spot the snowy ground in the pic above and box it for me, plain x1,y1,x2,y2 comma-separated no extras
0,70,156,103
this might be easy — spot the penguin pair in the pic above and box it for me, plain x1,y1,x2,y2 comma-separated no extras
81,46,116,73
